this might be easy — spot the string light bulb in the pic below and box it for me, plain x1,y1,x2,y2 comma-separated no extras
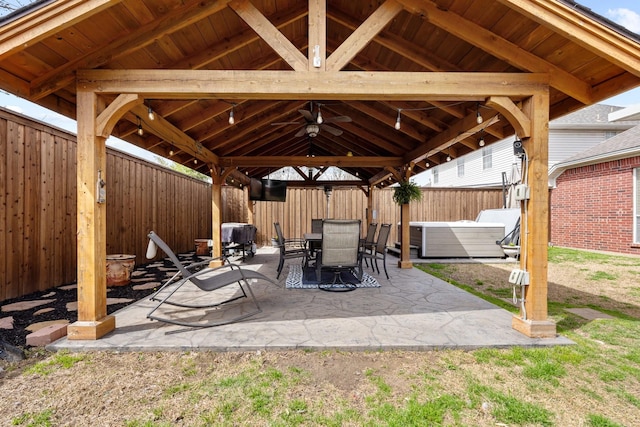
476,102,483,124
228,106,235,125
169,150,174,156
147,105,155,121
193,159,198,164
316,106,323,124
137,117,143,136
394,109,402,130
479,136,485,147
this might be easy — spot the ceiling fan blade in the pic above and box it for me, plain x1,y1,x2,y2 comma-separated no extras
298,109,315,122
322,124,343,136
323,115,352,123
271,121,302,125
295,127,307,137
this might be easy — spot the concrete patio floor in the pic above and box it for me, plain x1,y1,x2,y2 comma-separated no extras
49,247,573,352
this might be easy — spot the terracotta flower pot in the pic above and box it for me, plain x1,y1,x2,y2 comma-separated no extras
106,254,136,287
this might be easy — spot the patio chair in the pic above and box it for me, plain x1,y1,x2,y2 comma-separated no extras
274,222,308,279
308,218,323,260
361,223,391,279
360,222,378,267
315,219,362,291
145,231,276,328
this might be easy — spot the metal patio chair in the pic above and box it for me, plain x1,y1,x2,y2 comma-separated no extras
145,231,276,328
315,219,363,291
274,222,308,279
361,223,391,279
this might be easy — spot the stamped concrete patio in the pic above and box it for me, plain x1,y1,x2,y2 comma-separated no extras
49,247,572,352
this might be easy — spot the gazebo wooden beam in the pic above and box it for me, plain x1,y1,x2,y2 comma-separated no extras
77,70,549,100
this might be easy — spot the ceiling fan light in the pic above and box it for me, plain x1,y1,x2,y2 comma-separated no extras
306,124,320,137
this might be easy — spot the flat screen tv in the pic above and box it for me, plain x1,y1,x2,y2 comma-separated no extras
261,179,287,202
249,178,263,201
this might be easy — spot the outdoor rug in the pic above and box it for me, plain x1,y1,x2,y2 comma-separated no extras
285,264,380,289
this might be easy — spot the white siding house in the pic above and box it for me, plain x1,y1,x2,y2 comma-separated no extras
413,104,638,188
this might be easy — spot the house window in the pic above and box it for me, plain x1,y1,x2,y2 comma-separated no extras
482,146,493,170
605,131,618,139
457,158,464,177
635,168,640,244
433,168,439,184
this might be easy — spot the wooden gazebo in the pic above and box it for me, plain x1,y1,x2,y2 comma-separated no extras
1,0,639,340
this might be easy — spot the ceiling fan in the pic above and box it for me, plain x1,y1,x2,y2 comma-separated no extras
272,102,352,138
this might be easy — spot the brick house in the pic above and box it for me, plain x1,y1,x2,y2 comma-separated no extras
549,125,640,255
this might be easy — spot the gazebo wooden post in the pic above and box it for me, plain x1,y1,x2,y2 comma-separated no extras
511,91,556,338
210,169,224,267
67,89,115,340
245,186,255,225
398,203,412,268
366,185,373,226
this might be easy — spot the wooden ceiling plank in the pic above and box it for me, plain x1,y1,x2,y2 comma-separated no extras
326,0,403,71
308,0,326,71
30,0,234,100
396,0,593,104
78,69,549,99
497,0,640,78
0,0,119,61
229,0,307,71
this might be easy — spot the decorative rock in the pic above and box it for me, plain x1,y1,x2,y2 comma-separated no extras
59,284,77,291
0,338,25,361
1,299,55,312
133,282,160,291
26,319,70,333
26,324,68,347
34,308,55,316
0,316,14,330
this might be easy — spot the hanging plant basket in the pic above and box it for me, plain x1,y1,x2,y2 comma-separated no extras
393,180,422,205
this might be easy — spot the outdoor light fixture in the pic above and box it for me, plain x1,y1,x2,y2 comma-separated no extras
228,105,235,125
193,159,198,164
306,124,320,137
476,102,483,124
316,105,323,124
137,117,143,136
147,105,155,121
394,109,402,130
169,149,174,156
324,185,332,217
446,149,451,162
479,136,485,147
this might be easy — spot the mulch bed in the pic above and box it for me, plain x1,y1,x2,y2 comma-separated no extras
0,253,202,351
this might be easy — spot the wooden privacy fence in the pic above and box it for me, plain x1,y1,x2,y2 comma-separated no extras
1,108,212,302
239,186,504,247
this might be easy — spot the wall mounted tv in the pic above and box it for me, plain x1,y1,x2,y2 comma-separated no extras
249,178,263,201
249,178,287,202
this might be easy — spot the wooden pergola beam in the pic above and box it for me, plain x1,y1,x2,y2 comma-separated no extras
77,69,549,99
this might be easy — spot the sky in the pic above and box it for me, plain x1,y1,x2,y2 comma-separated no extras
1,0,640,162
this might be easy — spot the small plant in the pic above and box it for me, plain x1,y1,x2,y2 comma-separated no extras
393,179,422,205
